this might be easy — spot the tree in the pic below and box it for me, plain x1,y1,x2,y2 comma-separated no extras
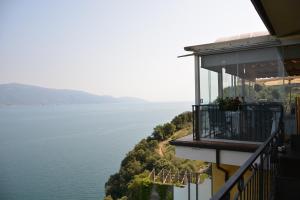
154,158,176,171
105,173,123,199
152,125,164,140
162,123,176,138
171,112,192,130
152,123,176,141
127,171,152,200
105,111,204,199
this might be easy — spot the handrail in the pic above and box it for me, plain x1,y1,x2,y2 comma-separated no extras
210,104,283,200
210,132,277,200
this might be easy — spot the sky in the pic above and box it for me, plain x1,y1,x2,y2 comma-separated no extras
0,0,267,102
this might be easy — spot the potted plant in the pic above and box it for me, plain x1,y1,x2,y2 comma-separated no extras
215,97,241,111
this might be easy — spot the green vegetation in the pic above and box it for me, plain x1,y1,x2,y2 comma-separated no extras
171,111,192,130
126,171,173,200
152,123,176,141
104,111,204,200
215,97,242,111
222,84,300,112
127,171,153,200
223,84,297,104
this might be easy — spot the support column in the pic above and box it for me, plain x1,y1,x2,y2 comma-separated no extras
231,75,234,97
208,71,212,103
242,79,246,98
194,55,201,140
234,75,237,97
218,71,223,98
195,55,201,105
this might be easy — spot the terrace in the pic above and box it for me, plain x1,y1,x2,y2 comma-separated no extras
172,34,300,149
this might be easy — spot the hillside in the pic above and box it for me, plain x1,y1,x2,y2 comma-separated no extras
0,83,145,105
104,112,207,200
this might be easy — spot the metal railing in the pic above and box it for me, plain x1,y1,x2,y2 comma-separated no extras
210,126,283,200
149,168,208,185
193,103,283,142
209,106,284,200
149,167,211,200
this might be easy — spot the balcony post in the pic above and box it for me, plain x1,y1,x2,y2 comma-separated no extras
259,155,264,200
194,55,201,140
218,71,223,98
195,55,201,105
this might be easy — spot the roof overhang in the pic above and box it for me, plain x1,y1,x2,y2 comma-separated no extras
184,34,300,79
251,0,300,37
184,34,300,56
184,35,279,55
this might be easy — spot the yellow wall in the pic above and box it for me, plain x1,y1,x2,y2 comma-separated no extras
212,163,252,199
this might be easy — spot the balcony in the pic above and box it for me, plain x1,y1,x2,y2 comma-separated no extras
192,103,283,142
171,103,283,166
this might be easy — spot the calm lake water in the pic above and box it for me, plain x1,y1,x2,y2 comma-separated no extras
0,102,191,200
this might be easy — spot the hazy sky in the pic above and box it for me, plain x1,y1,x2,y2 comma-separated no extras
0,0,266,101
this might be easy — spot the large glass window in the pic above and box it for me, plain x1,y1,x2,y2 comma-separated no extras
198,44,300,135
200,67,218,104
201,47,290,104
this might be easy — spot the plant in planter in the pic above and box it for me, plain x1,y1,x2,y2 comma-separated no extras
215,97,242,111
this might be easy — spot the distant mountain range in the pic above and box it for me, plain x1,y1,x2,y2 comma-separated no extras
0,83,146,105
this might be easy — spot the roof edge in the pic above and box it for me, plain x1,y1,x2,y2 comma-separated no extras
250,0,276,35
184,35,280,55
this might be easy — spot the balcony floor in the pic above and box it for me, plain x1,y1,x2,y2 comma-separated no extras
170,134,262,152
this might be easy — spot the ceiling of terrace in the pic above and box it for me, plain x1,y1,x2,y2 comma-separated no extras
251,0,300,37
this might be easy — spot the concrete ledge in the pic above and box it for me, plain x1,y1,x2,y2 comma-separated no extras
169,135,261,153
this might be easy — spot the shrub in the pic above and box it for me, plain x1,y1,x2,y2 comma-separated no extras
171,112,192,130
152,123,176,141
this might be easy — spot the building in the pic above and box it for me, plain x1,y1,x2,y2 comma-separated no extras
170,0,300,199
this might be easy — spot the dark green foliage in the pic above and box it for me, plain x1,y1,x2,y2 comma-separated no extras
104,111,201,200
153,158,176,171
152,123,176,141
105,173,124,198
105,138,160,199
127,172,173,200
162,123,176,138
215,97,241,111
156,185,173,200
152,125,165,141
171,111,192,130
223,84,288,103
254,84,262,92
256,86,283,100
127,171,152,200
152,112,192,141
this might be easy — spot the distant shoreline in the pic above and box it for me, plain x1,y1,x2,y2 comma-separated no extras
0,101,193,107
0,83,147,105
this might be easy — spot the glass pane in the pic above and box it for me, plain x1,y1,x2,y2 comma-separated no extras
200,68,219,104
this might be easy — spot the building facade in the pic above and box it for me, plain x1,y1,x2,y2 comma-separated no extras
171,1,300,199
